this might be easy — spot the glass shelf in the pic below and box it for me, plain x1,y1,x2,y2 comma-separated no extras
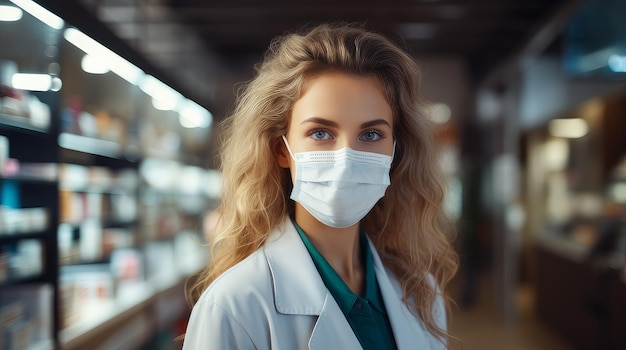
0,113,48,134
0,272,48,288
0,230,49,243
59,133,122,158
58,133,141,160
0,174,57,184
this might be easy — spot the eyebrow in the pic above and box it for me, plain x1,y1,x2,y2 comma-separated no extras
360,119,391,129
300,117,391,129
300,117,338,127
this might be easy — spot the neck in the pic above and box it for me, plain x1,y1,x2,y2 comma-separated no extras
295,204,363,291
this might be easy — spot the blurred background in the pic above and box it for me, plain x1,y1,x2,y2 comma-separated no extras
1,0,625,349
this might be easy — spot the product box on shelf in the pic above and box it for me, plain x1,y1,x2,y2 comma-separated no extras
0,60,51,129
0,207,49,235
144,241,177,286
0,135,7,174
110,248,144,302
60,264,114,329
0,239,44,281
0,284,53,350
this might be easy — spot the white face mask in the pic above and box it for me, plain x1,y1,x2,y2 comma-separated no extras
282,135,394,228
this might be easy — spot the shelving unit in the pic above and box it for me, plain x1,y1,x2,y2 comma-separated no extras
0,127,59,349
1,1,218,349
0,113,49,134
0,3,61,347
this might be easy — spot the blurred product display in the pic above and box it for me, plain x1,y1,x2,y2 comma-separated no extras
468,0,626,348
0,1,218,349
521,70,626,350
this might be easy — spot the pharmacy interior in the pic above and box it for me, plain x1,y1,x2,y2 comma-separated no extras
0,1,219,349
2,0,626,349
469,0,626,348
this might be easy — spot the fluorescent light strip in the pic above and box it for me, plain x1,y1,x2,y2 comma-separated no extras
10,0,63,29
0,5,23,21
140,75,181,111
179,100,213,128
12,73,52,91
81,54,109,74
64,27,143,85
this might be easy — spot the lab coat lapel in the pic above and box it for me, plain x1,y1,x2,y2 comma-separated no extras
369,240,432,350
264,217,326,315
308,293,362,350
264,217,362,349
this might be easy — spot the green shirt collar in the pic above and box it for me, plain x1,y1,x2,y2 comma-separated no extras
291,218,386,315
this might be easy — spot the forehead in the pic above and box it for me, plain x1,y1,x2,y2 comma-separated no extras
291,72,392,123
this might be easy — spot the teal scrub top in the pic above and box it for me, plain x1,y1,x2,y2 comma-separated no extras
292,219,398,350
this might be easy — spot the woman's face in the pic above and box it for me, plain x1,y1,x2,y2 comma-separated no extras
278,72,394,170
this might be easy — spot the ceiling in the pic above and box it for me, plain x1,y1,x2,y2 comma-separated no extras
58,0,577,118
165,0,569,71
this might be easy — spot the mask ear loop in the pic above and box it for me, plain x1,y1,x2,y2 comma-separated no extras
282,135,297,161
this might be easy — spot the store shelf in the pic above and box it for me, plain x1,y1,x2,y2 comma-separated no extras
0,174,57,184
102,219,139,229
0,272,48,288
60,219,138,229
59,265,202,350
59,186,135,194
58,133,140,160
58,133,121,158
0,113,48,134
1,5,214,348
30,340,54,350
0,208,50,236
536,233,590,263
0,230,48,243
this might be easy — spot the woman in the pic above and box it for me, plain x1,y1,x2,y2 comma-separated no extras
183,23,458,350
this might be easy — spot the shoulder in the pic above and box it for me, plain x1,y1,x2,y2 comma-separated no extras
198,248,273,312
184,249,275,348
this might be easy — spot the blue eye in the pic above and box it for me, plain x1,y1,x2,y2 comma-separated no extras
360,130,383,141
309,129,333,140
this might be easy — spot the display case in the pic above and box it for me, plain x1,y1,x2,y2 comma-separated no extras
1,1,217,349
1,1,61,348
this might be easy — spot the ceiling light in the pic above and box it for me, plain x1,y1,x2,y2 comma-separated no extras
64,27,143,85
426,103,451,124
139,75,181,111
10,0,63,29
81,54,110,74
0,5,23,21
548,118,588,138
12,73,52,91
179,100,212,129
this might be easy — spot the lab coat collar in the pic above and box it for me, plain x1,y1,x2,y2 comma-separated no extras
264,217,361,349
264,216,328,315
264,216,433,350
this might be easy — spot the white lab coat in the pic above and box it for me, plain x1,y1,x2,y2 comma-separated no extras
183,216,447,350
